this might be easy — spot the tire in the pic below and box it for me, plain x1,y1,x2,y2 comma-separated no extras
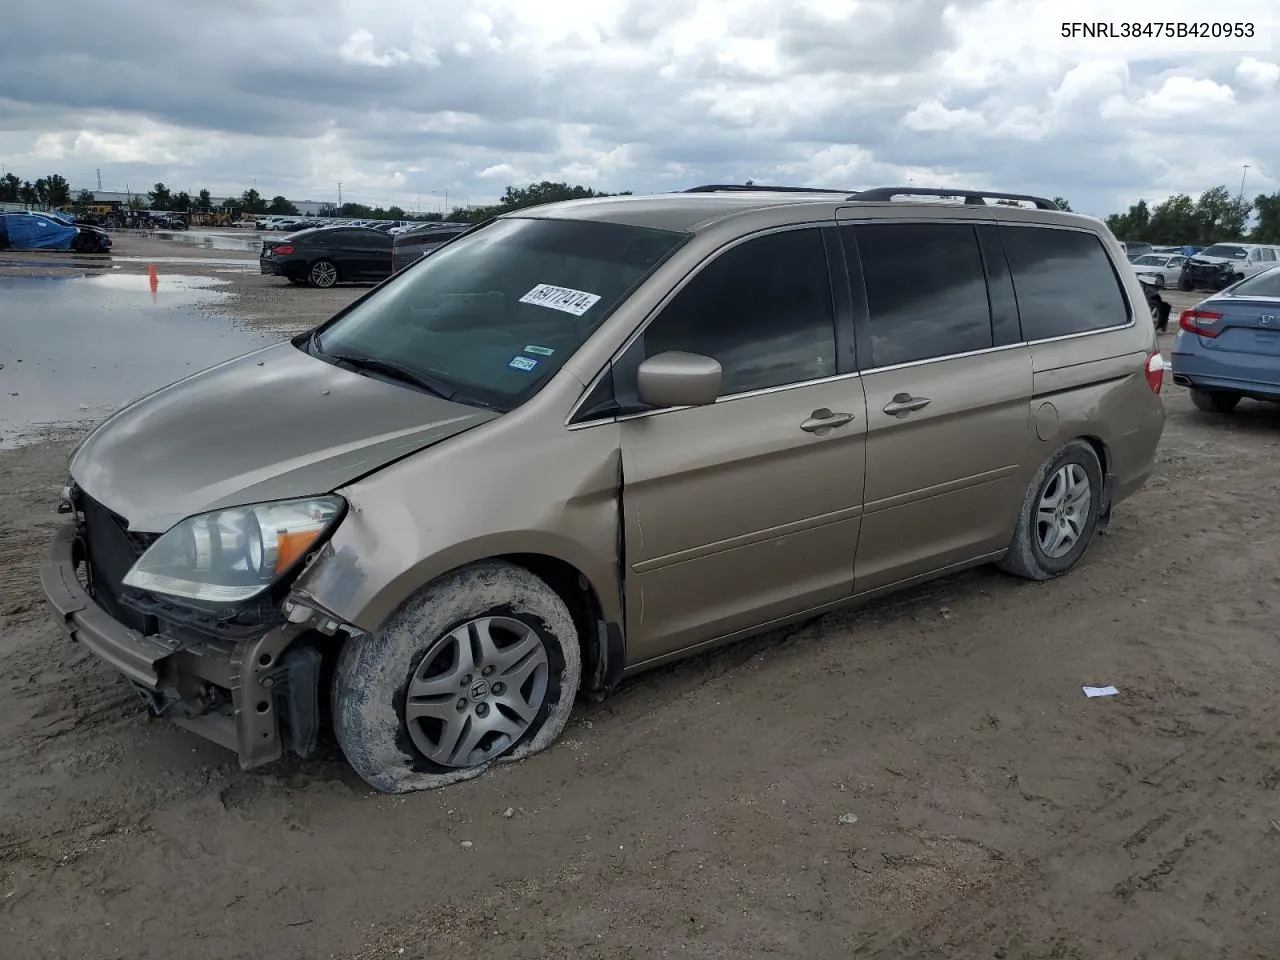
1178,275,1193,292
1151,275,1164,289
308,259,338,288
997,440,1104,581
332,561,583,794
1190,389,1240,413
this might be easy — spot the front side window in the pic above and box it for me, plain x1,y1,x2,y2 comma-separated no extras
639,228,837,397
1258,248,1276,262
1002,225,1130,340
850,222,993,367
313,217,687,410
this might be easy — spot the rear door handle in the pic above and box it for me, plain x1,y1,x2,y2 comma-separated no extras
800,408,855,433
882,393,932,416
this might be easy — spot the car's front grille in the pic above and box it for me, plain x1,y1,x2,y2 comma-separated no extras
78,492,158,634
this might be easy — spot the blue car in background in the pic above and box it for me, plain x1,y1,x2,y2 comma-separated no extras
1170,266,1280,413
0,211,112,253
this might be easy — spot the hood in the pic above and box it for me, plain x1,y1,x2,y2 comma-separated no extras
70,341,500,531
1132,264,1161,273
1189,256,1232,267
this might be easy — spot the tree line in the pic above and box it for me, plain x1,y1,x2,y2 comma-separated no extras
3,168,1277,242
1104,184,1280,245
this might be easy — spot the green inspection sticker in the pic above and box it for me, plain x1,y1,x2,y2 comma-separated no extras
523,344,555,356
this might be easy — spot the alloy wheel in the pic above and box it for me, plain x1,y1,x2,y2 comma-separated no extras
1035,463,1091,559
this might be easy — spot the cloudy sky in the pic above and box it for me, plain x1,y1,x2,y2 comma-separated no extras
1,0,1277,217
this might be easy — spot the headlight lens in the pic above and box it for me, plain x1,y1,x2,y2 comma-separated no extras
122,496,344,604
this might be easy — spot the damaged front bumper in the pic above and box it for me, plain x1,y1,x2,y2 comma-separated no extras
40,521,325,769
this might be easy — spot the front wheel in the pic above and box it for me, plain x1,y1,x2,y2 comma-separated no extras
1178,275,1193,292
1190,389,1240,413
332,561,582,794
308,259,338,288
998,440,1104,581
1151,275,1165,289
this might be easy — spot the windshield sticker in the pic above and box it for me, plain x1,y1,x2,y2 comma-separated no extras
523,344,555,356
518,283,601,317
508,355,539,372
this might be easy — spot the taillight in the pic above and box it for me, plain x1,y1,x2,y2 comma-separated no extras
271,244,295,256
1145,351,1165,393
1179,309,1222,338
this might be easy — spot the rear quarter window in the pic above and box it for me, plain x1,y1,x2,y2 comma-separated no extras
1001,226,1131,340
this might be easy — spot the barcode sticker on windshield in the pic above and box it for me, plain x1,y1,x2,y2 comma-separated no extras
519,283,601,317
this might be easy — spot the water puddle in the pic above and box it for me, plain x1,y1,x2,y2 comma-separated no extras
113,255,256,271
0,274,277,449
153,229,262,252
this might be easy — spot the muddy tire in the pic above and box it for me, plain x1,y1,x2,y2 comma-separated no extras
997,440,1104,582
332,561,582,794
1190,389,1240,414
308,259,339,288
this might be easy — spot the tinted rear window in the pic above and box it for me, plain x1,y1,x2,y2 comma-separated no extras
849,222,993,367
1002,226,1130,340
1228,266,1280,298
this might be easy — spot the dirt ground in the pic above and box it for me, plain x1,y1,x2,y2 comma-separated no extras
2,233,1278,960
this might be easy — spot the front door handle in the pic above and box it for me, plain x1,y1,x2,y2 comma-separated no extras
882,393,932,417
800,408,855,433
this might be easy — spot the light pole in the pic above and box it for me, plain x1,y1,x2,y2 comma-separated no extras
1238,164,1250,204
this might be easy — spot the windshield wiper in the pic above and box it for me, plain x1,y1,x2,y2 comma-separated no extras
324,349,458,402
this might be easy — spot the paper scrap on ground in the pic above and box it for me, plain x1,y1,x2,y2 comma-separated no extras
518,283,601,317
1083,685,1119,698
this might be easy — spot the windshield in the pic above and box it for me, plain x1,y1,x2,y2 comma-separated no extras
312,216,688,411
1201,244,1247,260
1133,255,1163,265
1228,265,1280,298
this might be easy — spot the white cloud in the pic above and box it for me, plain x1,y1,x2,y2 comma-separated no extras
1236,56,1280,90
0,0,1277,217
902,99,984,134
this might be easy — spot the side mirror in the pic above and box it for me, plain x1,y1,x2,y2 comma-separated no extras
636,351,722,408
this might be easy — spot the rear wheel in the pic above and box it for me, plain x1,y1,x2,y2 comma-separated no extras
998,440,1104,581
308,259,338,288
1190,389,1240,413
332,561,582,794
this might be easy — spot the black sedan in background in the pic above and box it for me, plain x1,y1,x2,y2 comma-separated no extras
260,226,392,287
390,221,471,273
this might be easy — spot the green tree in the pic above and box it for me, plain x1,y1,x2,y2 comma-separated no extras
196,188,213,212
266,195,299,215
1145,193,1196,244
239,188,267,213
337,201,374,218
1192,185,1248,244
126,196,147,211
173,191,192,212
455,181,630,224
1105,199,1150,241
1252,192,1280,244
1052,197,1072,212
148,182,173,209
18,181,38,205
386,205,405,219
39,174,71,207
75,188,96,207
1,172,20,202
221,196,239,211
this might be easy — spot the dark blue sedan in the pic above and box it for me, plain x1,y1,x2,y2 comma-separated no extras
1170,266,1280,412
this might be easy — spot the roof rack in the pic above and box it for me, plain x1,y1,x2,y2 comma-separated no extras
848,187,1061,210
683,184,853,194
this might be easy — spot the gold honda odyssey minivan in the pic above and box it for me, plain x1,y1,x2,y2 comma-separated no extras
42,186,1166,792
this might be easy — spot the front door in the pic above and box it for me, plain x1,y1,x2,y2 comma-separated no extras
839,220,1032,592
619,226,867,665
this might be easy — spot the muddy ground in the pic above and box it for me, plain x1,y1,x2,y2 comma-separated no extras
1,233,1278,960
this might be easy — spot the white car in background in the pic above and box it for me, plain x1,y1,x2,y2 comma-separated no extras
1130,253,1186,288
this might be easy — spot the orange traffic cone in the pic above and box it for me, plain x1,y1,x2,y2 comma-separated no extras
148,263,158,298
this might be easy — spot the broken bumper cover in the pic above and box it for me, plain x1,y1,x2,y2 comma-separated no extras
40,521,321,768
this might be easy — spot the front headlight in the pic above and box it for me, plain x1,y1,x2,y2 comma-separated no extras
122,496,344,604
